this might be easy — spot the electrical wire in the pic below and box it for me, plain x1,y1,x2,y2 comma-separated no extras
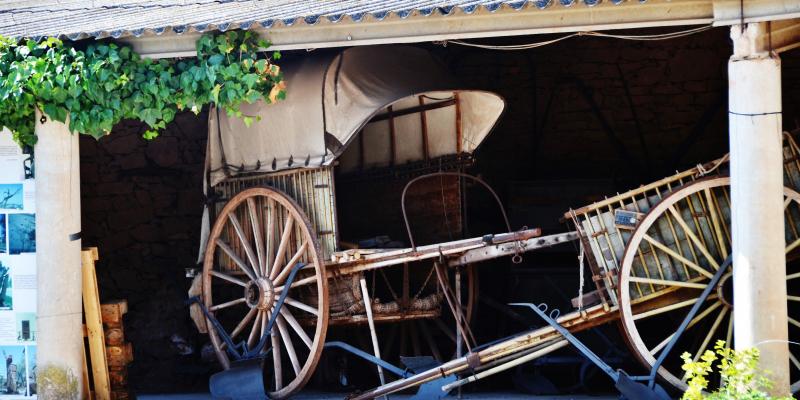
438,25,714,51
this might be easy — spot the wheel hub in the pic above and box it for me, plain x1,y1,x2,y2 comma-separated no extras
245,278,276,310
716,271,734,308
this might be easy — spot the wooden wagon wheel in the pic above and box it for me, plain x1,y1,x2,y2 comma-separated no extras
617,176,800,392
203,187,329,399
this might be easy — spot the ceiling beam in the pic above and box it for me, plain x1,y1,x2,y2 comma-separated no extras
713,0,800,26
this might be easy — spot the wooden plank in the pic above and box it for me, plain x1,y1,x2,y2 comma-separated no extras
82,345,93,400
82,247,111,400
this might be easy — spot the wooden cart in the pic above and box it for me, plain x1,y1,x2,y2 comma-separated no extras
353,132,800,399
198,46,549,398
567,130,800,392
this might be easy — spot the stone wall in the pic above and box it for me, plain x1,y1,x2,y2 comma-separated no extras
80,110,210,392
431,27,734,187
75,26,800,393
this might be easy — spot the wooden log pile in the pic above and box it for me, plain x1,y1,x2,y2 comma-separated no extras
101,300,134,400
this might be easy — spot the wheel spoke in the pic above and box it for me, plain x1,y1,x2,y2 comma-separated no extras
273,241,308,286
265,199,276,278
433,318,457,343
247,198,267,276
649,301,723,355
284,297,318,316
686,307,728,373
248,311,263,349
279,307,313,349
277,316,302,375
210,297,246,312
725,313,733,348
790,352,800,371
272,328,283,391
276,274,317,292
270,212,295,281
228,213,261,278
210,270,248,287
787,237,800,254
789,295,800,302
418,321,442,362
231,307,258,340
788,272,800,281
703,188,728,257
629,276,707,289
667,206,721,270
643,234,713,279
216,239,257,281
789,316,800,330
634,296,712,321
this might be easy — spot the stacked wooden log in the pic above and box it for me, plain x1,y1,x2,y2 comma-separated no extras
101,300,134,400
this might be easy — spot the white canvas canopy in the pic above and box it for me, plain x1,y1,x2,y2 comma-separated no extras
207,45,505,186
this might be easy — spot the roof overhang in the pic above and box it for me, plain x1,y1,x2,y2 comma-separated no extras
123,0,717,59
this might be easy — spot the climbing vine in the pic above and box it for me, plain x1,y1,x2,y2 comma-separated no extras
0,30,285,147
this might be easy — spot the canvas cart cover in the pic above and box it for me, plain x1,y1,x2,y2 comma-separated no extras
207,45,505,186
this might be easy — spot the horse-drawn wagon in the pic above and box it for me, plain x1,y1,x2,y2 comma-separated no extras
196,45,567,398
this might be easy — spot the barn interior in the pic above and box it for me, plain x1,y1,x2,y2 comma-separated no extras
74,25,800,395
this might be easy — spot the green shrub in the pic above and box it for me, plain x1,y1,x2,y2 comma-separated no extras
681,340,793,400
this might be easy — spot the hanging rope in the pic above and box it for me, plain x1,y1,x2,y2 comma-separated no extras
577,241,586,312
695,153,730,177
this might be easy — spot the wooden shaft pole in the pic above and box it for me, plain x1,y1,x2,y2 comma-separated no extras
359,278,387,395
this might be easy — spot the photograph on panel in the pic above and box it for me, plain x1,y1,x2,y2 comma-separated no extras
7,214,33,255
0,215,5,254
0,346,27,396
15,314,34,342
0,186,21,211
0,259,10,311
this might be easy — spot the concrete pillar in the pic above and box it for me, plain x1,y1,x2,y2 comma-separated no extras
34,109,83,399
729,23,789,395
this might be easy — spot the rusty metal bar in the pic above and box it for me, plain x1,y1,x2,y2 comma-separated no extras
418,96,430,161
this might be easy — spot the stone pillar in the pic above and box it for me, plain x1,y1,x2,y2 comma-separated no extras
729,23,789,396
34,109,83,399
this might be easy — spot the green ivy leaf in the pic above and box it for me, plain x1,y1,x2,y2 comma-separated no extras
208,54,225,66
0,31,286,147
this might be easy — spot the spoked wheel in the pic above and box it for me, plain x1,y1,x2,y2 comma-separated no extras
203,187,329,399
374,263,478,364
618,176,800,392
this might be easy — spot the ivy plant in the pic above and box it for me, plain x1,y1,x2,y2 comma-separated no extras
0,30,285,147
682,340,794,400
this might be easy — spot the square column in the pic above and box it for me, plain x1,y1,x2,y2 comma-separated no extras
729,23,789,396
34,109,84,399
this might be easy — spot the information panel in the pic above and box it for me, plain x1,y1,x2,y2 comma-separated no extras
0,130,36,398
